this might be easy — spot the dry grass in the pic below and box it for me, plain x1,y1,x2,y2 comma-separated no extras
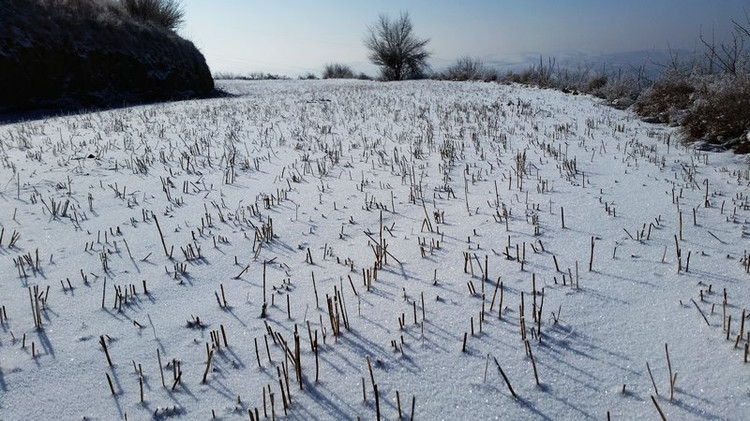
120,0,184,31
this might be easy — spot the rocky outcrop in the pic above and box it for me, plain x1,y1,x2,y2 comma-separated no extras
0,0,214,113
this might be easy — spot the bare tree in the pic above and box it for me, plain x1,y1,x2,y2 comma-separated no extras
363,12,430,81
699,23,749,76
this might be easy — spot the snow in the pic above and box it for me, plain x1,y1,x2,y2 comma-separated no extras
0,79,748,420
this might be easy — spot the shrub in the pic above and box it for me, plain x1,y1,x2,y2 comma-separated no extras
443,56,486,81
213,72,241,80
681,73,750,146
583,74,608,94
591,70,644,108
482,68,499,82
120,0,184,31
247,72,289,80
322,63,355,79
634,71,694,124
503,56,557,88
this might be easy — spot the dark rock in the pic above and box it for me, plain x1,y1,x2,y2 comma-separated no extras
0,0,214,114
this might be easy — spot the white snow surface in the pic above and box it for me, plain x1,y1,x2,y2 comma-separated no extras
0,80,749,420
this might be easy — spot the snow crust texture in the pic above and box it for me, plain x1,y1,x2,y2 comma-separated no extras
0,80,748,420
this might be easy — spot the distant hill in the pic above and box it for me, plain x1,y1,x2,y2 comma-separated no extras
0,0,214,115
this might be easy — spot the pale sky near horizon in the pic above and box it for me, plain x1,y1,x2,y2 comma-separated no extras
178,0,748,77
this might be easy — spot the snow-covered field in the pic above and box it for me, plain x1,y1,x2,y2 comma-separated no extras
0,80,748,420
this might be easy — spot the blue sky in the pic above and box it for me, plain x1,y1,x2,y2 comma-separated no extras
179,0,748,76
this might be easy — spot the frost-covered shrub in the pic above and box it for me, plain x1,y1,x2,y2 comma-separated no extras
635,71,694,124
515,63,554,88
681,73,750,146
443,56,486,81
583,74,608,94
482,68,499,82
592,72,642,109
322,63,355,79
